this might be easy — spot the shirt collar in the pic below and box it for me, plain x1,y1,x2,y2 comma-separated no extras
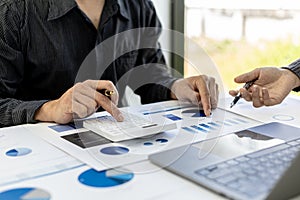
47,0,129,21
116,0,130,20
47,0,77,21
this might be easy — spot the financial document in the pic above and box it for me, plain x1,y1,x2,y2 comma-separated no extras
29,101,261,171
0,125,83,186
0,160,222,200
220,95,300,128
1,97,299,199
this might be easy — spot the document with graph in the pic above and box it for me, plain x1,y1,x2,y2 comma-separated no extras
29,100,261,171
219,95,300,128
0,125,83,186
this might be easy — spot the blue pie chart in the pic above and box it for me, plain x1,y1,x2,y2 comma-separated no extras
144,142,154,146
100,146,129,155
78,169,134,188
156,139,168,143
0,188,51,200
6,148,32,157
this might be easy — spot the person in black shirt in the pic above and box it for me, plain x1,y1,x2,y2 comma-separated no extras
0,0,219,127
229,59,300,107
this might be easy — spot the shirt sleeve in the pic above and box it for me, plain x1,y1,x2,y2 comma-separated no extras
130,0,179,104
282,59,300,92
0,2,47,127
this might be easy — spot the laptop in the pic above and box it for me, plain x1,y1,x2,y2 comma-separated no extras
149,122,300,200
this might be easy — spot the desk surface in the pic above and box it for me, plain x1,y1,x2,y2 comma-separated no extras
0,96,300,200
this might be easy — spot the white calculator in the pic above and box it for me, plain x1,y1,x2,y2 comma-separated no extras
83,112,177,142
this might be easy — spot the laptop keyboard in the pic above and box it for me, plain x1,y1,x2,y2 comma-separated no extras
195,139,300,198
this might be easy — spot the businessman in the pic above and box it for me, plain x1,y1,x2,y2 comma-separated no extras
229,59,300,107
0,0,218,127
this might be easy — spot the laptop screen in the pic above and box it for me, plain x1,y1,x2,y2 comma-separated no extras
192,130,284,165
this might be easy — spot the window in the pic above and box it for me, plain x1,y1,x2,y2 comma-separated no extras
184,0,300,91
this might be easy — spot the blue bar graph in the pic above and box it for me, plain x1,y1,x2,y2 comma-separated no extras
208,122,221,127
163,114,182,121
191,125,208,133
234,118,248,123
199,123,215,130
143,106,191,115
182,127,198,134
217,121,232,126
226,119,239,125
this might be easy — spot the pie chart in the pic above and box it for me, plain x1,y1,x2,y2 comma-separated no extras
156,138,168,143
0,188,51,200
144,142,154,146
78,168,134,188
6,148,32,157
100,146,129,155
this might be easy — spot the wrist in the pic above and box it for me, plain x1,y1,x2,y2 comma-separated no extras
170,79,182,100
170,90,177,100
283,69,300,90
34,100,56,122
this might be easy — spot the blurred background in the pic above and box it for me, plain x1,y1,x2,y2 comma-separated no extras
185,0,300,92
122,0,300,106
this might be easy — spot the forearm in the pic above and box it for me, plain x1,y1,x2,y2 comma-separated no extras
0,98,47,127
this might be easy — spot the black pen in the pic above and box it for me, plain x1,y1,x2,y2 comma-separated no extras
230,79,257,108
99,89,114,97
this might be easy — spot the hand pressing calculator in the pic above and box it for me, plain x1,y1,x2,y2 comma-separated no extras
83,112,177,142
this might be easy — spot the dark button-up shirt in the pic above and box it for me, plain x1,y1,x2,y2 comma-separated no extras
0,0,177,127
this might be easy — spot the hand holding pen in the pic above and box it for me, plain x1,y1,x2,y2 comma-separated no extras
99,89,115,98
230,79,257,108
229,67,299,108
35,80,124,124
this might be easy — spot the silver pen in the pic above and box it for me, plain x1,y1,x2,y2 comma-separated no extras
230,79,257,108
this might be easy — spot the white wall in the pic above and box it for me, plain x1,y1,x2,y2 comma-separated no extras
152,0,171,30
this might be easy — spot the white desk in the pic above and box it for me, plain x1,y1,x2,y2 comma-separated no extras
0,96,300,200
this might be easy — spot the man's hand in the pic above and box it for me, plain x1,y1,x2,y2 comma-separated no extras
170,75,219,116
34,80,124,124
229,67,300,107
